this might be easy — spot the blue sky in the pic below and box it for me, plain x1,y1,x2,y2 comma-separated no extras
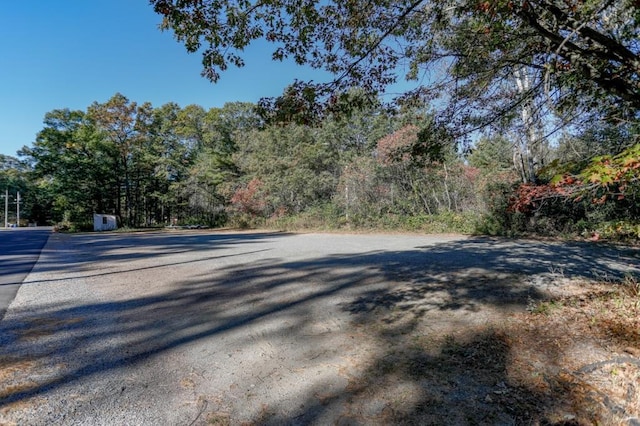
0,1,332,157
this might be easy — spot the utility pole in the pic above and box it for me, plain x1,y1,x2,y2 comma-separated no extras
16,191,20,227
3,188,7,228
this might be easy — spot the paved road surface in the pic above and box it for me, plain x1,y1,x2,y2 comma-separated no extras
0,227,51,320
0,230,638,425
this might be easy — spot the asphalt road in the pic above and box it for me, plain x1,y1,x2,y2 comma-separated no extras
0,230,638,425
0,227,51,320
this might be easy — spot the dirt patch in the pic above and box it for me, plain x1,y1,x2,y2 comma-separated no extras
17,317,85,340
0,356,43,419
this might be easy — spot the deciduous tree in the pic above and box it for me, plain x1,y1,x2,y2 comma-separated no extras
151,0,640,131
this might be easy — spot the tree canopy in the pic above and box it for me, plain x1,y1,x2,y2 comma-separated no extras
7,2,638,238
151,0,640,131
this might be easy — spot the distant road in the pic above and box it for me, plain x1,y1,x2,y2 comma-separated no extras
0,227,51,320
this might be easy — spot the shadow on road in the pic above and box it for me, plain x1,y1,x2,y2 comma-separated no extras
0,231,286,287
0,228,52,321
0,233,637,423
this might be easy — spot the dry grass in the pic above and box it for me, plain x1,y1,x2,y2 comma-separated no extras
347,276,640,425
504,277,640,425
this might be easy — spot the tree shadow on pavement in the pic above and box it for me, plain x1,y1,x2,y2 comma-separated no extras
0,230,288,286
0,233,637,424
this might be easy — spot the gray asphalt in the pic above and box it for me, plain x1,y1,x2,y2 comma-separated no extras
0,227,51,320
0,230,638,425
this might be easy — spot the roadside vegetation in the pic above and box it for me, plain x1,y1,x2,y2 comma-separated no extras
1,92,638,242
2,1,638,241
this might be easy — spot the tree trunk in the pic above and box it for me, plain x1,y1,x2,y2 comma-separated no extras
514,66,543,183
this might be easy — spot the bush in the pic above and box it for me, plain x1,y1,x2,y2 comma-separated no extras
227,213,265,229
591,220,640,241
476,177,640,241
265,203,344,231
53,220,93,233
474,181,525,237
261,202,478,234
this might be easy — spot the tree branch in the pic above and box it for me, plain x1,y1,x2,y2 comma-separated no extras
330,0,427,88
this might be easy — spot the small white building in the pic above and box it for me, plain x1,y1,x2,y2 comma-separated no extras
93,214,117,231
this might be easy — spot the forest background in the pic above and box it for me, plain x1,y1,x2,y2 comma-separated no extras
1,0,638,241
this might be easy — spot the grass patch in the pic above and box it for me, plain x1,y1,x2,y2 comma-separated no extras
264,208,479,234
527,298,564,315
205,412,231,425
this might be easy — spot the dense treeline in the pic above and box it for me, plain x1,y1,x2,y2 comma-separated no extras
2,1,638,239
145,0,640,240
1,89,637,240
7,91,482,230
10,94,257,229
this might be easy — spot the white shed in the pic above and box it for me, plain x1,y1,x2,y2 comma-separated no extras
93,214,117,231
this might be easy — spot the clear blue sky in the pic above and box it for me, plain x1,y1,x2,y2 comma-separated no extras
0,1,331,157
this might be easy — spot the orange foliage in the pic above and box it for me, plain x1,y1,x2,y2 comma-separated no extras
230,178,266,215
376,125,419,166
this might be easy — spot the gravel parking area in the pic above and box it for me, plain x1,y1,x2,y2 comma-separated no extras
0,230,638,425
